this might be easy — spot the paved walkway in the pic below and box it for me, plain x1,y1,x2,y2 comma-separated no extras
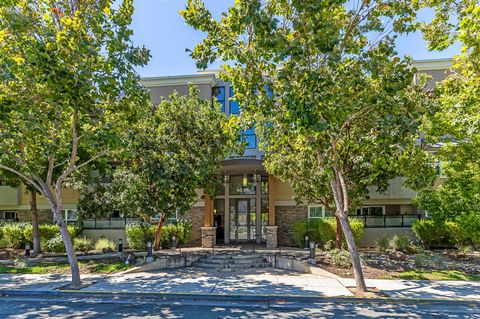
1,269,480,300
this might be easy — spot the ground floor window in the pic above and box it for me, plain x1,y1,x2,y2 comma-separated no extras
2,211,17,221
63,209,78,224
308,205,324,219
355,206,385,216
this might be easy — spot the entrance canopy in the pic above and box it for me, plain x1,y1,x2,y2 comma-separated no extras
220,159,267,176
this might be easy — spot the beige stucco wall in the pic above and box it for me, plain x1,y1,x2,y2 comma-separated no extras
360,228,413,247
0,186,18,209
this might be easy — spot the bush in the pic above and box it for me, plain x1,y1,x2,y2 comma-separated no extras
292,218,364,248
413,218,478,249
23,224,81,245
329,249,352,268
44,234,66,253
412,219,449,249
375,237,389,252
413,253,427,267
73,236,93,252
1,223,27,248
125,222,156,250
455,213,480,248
94,238,116,253
125,220,193,250
323,240,336,251
389,234,414,253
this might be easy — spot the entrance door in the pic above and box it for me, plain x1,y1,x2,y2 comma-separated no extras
235,199,249,240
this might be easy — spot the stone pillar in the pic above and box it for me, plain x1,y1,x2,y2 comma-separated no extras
201,226,216,248
266,225,278,249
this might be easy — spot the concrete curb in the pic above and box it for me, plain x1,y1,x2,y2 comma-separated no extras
1,289,479,306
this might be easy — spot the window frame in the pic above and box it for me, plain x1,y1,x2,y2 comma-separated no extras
308,205,325,219
212,86,226,113
3,211,17,221
355,206,385,216
229,86,240,114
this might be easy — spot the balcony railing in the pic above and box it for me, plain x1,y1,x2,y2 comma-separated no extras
359,214,422,228
81,218,141,229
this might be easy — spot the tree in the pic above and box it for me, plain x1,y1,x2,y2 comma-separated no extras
0,0,149,288
414,1,480,221
76,87,238,250
182,0,435,292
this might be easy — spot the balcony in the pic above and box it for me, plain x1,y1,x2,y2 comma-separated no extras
359,214,423,228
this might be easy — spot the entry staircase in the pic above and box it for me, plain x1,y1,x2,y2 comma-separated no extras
193,252,271,270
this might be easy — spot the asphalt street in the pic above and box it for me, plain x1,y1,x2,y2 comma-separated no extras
0,294,479,318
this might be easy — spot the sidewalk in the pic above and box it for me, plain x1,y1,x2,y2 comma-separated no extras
1,269,479,301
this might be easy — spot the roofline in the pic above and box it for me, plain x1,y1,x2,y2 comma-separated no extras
412,58,452,71
141,59,454,86
140,73,217,88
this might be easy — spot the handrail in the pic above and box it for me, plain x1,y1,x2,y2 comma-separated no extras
360,214,423,228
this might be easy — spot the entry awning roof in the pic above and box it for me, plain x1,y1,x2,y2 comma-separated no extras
220,159,267,175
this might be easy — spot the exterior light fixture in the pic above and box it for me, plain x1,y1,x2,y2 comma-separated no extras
242,174,248,187
24,243,30,257
172,235,177,249
147,241,153,257
118,239,123,253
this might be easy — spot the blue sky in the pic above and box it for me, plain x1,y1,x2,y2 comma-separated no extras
130,1,460,77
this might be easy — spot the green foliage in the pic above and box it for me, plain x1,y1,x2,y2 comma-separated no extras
73,237,93,253
23,224,81,243
412,219,448,249
1,223,27,248
389,234,414,253
94,238,116,253
398,270,480,281
90,262,130,274
413,218,480,249
430,255,447,270
455,213,480,248
14,256,29,269
292,218,363,248
323,240,336,251
375,237,390,252
125,221,193,250
125,222,156,250
44,235,66,254
413,253,427,267
328,249,352,269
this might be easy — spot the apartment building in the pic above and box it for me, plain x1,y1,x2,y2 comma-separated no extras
0,58,451,248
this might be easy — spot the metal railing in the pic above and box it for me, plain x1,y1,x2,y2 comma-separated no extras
81,218,141,229
361,214,422,228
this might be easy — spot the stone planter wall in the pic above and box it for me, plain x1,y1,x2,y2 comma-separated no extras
276,205,308,246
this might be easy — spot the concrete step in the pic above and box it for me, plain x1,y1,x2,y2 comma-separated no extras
197,257,266,264
193,262,272,269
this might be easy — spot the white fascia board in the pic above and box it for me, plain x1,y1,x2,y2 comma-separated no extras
141,73,217,88
412,58,453,71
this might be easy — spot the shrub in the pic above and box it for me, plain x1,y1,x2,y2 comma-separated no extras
413,218,477,249
375,237,389,252
23,224,81,246
125,221,193,250
73,236,93,252
292,218,364,248
329,249,352,268
455,213,480,248
413,253,427,267
412,219,448,248
94,238,116,253
125,222,156,250
323,240,336,251
430,255,446,270
44,235,66,253
1,223,27,248
389,234,414,253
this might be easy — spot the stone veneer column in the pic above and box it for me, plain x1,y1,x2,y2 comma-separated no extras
267,175,278,248
266,225,278,248
201,226,216,248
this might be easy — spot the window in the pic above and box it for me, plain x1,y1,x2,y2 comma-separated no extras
212,86,226,112
110,210,123,218
229,174,256,195
242,127,256,149
3,211,17,221
355,206,385,216
229,86,240,114
64,209,78,224
308,205,324,219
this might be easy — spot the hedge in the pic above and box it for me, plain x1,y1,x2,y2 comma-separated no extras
292,217,364,248
126,221,192,250
413,214,480,249
0,222,81,250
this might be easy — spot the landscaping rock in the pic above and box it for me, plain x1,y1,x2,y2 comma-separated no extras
388,251,407,261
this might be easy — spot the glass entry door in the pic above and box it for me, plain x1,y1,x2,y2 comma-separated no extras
230,198,256,241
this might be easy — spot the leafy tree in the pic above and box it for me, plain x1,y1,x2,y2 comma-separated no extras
182,0,435,291
76,87,238,250
0,0,149,287
414,1,480,221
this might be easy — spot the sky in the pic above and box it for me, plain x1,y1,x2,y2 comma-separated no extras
130,1,461,77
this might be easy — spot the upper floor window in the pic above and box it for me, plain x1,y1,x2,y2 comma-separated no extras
212,86,226,113
242,127,256,149
308,205,324,219
64,209,78,224
229,86,240,114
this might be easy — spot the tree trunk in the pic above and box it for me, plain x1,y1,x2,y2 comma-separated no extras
337,214,367,292
53,205,81,288
330,169,367,292
335,216,342,249
153,215,165,251
30,190,41,257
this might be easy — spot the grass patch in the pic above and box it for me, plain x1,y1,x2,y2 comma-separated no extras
0,239,7,249
398,270,480,281
0,263,69,274
87,262,130,274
